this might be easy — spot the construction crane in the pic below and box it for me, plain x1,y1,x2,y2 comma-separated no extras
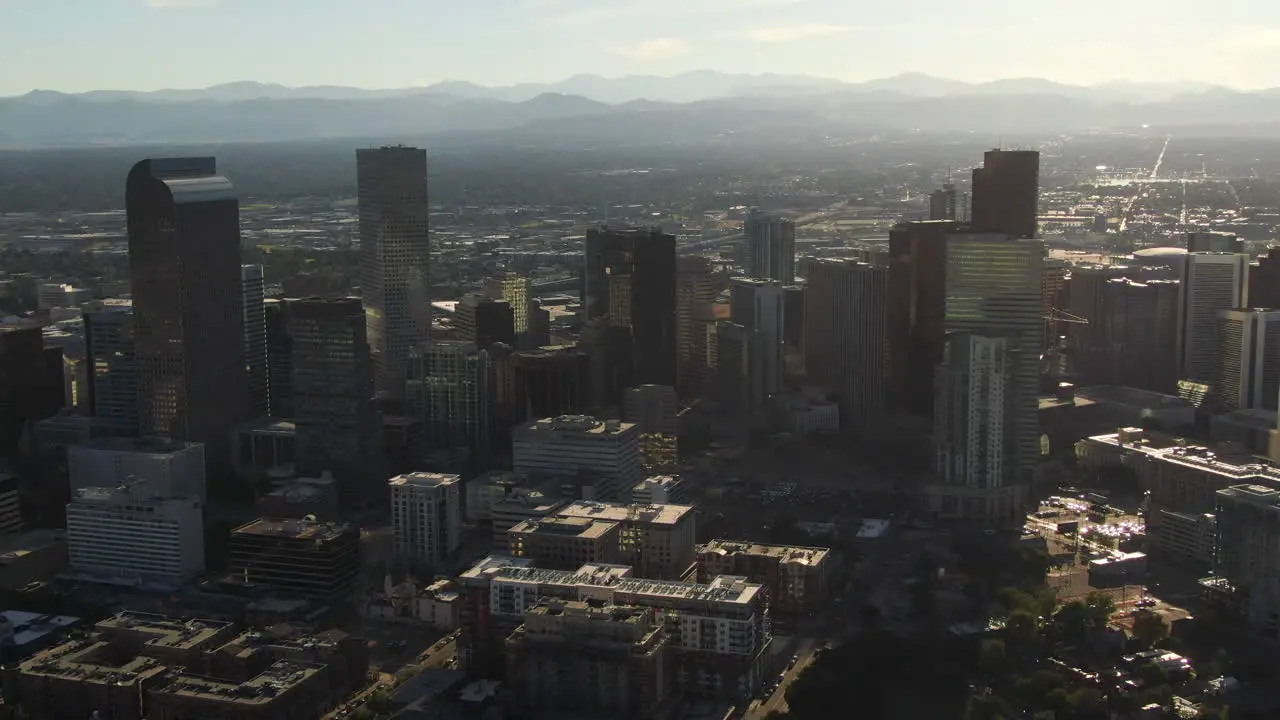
1042,308,1088,379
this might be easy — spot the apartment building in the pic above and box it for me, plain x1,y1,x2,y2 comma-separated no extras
508,516,622,569
696,540,833,616
555,501,697,581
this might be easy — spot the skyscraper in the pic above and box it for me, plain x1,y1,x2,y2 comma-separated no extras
729,278,784,407
0,325,65,459
406,341,494,463
455,294,516,350
1186,231,1244,254
83,301,138,436
357,146,431,399
887,220,956,416
929,184,958,221
1217,309,1280,412
583,227,677,389
289,298,379,505
1179,252,1249,383
675,256,720,399
1249,247,1280,309
744,209,796,284
803,260,888,428
264,298,293,418
495,346,589,427
970,150,1040,239
942,234,1043,488
499,274,539,350
126,157,247,464
241,264,268,418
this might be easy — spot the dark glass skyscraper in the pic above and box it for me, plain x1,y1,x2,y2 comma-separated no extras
970,150,1040,239
744,209,796,284
583,227,677,390
357,146,431,400
126,157,247,463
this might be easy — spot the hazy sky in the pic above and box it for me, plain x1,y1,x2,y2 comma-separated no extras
3,0,1280,95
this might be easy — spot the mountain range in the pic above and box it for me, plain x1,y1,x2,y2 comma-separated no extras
2,71,1279,148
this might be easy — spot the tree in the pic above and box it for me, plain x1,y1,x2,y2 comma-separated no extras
1131,610,1170,649
979,638,1007,678
1052,600,1091,643
1068,686,1106,720
1032,712,1057,720
1003,610,1040,655
1082,591,1117,627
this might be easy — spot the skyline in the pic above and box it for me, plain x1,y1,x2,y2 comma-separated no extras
2,0,1279,96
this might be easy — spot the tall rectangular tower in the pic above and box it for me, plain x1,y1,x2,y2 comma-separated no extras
406,341,494,462
241,264,268,418
943,234,1043,488
83,301,138,436
1179,252,1249,383
729,278,784,406
126,157,247,465
583,227,677,388
970,150,1039,239
1218,309,1280,412
744,209,796,284
803,259,888,428
887,220,956,416
357,146,431,399
675,256,720,399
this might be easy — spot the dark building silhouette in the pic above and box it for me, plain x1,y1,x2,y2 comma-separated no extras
126,157,247,466
496,346,589,426
288,298,380,507
455,294,516,350
583,227,677,391
783,285,805,349
1186,231,1244,254
887,220,956,416
357,146,431,400
242,265,268,419
0,326,65,461
804,260,888,428
1250,246,1280,309
264,299,294,418
929,184,958,221
970,150,1039,239
744,209,796,284
83,303,138,436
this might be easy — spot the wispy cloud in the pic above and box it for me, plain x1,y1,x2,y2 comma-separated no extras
545,0,804,26
747,23,857,43
144,0,218,7
613,37,691,61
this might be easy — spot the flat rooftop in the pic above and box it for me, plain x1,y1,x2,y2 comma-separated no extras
557,501,692,526
2,610,79,646
698,540,829,565
1084,431,1280,484
517,415,636,436
463,556,761,606
150,660,324,703
509,516,618,539
96,612,233,650
1077,385,1193,410
389,472,461,489
232,517,354,542
76,436,201,455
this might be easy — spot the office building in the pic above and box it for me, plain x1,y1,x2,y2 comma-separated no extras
68,437,206,500
500,274,543,350
943,234,1043,487
929,183,959,221
496,346,588,427
623,384,679,470
66,486,205,582
507,516,623,570
555,500,697,581
82,301,138,436
513,416,642,502
887,220,955,415
696,540,832,616
457,557,769,701
506,601,675,720
357,146,431,399
1068,272,1179,392
1212,485,1280,636
406,341,494,462
37,283,93,311
632,475,689,505
583,227,677,390
969,149,1039,238
1250,246,1280,309
1179,252,1249,383
675,256,721,398
242,264,268,418
743,209,796,284
927,332,1025,525
1187,231,1244,254
490,487,571,550
730,278,784,408
803,259,888,428
0,324,66,459
455,293,516,350
228,518,360,598
714,321,751,411
263,298,293,418
127,157,247,465
390,472,462,570
289,298,379,504
1218,309,1280,412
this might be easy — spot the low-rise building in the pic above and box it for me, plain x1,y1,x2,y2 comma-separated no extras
65,487,205,582
508,516,622,570
632,475,689,505
555,501,697,581
228,518,359,599
146,660,330,720
0,530,68,590
490,487,569,550
695,540,833,616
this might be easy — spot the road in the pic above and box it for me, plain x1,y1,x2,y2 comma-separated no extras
749,639,819,719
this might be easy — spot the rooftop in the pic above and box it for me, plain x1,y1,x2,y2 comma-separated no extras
1086,430,1280,484
232,517,355,542
389,472,461,489
77,436,202,455
697,540,829,565
1077,385,1194,410
518,415,636,436
96,611,233,650
150,660,324,703
464,556,761,606
557,501,692,526
509,516,618,539
1,610,80,647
